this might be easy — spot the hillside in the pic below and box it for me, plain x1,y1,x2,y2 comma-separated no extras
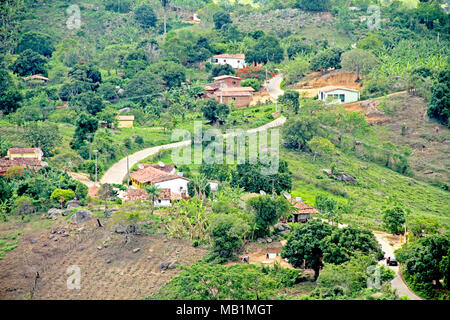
0,0,449,303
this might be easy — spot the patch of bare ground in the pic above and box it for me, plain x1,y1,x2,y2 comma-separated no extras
0,217,207,300
372,93,450,184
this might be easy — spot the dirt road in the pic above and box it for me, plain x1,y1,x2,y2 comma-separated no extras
373,232,423,300
265,74,284,99
100,116,286,185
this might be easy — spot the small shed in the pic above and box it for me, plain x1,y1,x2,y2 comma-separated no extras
116,115,135,128
318,86,360,104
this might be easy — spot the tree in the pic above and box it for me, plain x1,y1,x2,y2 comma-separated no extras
211,64,235,78
135,5,157,29
98,183,117,213
50,189,76,209
382,205,406,235
213,11,232,30
282,220,333,280
0,69,22,115
396,234,450,291
13,196,35,220
147,263,279,300
16,32,55,57
246,195,291,237
315,194,341,225
145,184,162,214
12,49,48,76
286,39,315,59
201,99,229,124
0,176,12,202
341,49,378,81
71,113,98,150
321,227,384,264
246,35,284,64
148,60,186,88
208,214,249,263
240,79,261,92
427,70,449,126
124,70,164,105
282,220,383,280
282,116,321,150
307,136,335,160
188,175,211,201
70,91,105,116
24,122,61,157
278,90,300,114
296,0,330,11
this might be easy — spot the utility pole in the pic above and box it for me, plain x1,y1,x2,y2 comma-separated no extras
126,149,130,188
94,149,98,185
87,133,93,161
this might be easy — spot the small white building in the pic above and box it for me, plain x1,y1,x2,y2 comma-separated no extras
211,53,246,69
318,86,360,105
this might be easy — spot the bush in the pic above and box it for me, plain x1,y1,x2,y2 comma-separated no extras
50,188,76,206
240,78,261,92
13,196,35,219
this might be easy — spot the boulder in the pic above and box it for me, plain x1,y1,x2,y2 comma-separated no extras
159,260,171,271
70,209,93,224
266,237,273,243
47,208,63,220
133,248,141,253
29,237,38,244
168,261,179,269
257,238,267,244
66,200,80,210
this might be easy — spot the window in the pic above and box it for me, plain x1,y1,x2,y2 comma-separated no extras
215,59,218,63
339,94,345,102
320,92,324,100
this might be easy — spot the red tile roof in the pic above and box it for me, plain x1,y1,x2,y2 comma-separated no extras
214,53,245,60
125,188,182,202
319,86,360,93
129,166,189,184
0,158,45,173
289,199,319,215
8,147,43,155
141,164,176,173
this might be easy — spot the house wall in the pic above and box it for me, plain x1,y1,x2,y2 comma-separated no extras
8,152,42,161
213,58,246,69
219,95,252,108
215,78,241,88
154,199,172,208
154,178,189,195
318,89,359,104
118,120,134,128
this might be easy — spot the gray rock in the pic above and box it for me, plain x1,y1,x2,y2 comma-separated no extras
159,261,171,270
257,238,267,243
106,259,112,264
66,200,80,210
168,261,179,269
47,208,63,219
133,248,141,253
266,237,273,243
49,234,54,239
70,209,93,224
29,237,38,244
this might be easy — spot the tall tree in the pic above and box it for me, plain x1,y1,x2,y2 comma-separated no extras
145,184,162,214
0,69,22,115
341,49,378,81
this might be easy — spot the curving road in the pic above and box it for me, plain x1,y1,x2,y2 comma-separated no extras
100,116,286,185
265,74,284,100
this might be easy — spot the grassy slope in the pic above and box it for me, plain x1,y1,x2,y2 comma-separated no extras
284,147,450,230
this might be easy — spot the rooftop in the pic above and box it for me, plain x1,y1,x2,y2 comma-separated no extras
289,198,319,215
8,147,43,155
319,86,360,93
213,53,245,60
213,75,242,81
116,115,135,121
129,166,188,184
0,158,46,173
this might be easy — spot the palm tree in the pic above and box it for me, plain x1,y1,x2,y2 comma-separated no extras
145,184,162,214
191,175,209,204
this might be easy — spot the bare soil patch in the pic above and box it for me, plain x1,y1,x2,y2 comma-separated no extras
0,218,207,300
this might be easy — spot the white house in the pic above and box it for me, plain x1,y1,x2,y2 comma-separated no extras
211,53,246,69
129,166,189,196
318,86,360,105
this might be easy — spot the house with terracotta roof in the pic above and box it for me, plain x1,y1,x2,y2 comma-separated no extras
203,75,255,108
123,188,183,207
288,197,319,223
116,115,135,128
129,166,189,196
318,86,360,104
211,53,247,69
0,158,46,175
7,147,43,161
